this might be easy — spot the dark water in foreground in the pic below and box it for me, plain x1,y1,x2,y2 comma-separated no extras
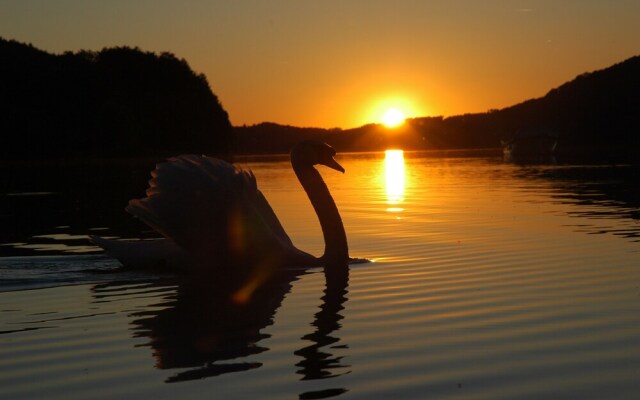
1,151,639,399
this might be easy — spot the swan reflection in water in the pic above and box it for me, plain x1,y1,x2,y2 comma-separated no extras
92,265,350,385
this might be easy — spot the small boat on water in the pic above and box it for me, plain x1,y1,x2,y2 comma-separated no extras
502,128,558,161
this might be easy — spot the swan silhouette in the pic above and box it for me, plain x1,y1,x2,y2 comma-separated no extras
92,140,351,286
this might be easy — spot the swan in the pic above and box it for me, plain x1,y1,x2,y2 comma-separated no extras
92,140,351,282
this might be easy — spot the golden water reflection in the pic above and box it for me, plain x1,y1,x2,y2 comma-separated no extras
384,149,406,212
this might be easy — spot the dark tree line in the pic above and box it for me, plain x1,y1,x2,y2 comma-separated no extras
0,38,232,160
2,37,637,160
235,55,640,159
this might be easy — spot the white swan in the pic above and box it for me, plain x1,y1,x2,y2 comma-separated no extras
92,141,350,279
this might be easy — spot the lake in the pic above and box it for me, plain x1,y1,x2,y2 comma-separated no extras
1,150,640,399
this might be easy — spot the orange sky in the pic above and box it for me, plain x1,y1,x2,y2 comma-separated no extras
1,1,639,129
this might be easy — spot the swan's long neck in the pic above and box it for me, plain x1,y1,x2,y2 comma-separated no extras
293,162,349,265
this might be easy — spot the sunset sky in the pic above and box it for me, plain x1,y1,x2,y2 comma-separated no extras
1,1,639,129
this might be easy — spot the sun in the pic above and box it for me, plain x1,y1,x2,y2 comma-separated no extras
381,108,406,128
360,95,423,128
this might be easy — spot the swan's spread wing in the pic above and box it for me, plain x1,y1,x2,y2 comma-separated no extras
253,190,293,246
126,155,291,263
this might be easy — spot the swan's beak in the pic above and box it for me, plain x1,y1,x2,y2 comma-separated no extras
323,157,345,173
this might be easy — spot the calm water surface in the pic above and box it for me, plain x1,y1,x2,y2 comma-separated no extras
1,151,639,399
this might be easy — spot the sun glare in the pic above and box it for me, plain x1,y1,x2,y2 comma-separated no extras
382,108,406,128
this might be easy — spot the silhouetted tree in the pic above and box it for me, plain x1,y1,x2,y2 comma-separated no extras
0,38,232,160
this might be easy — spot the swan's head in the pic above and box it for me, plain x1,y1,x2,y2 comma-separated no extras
291,141,345,173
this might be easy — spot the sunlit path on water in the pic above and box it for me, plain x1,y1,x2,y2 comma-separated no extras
383,150,406,213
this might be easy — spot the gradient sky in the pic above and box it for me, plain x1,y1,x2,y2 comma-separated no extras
1,0,639,128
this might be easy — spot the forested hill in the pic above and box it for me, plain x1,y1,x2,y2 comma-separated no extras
478,54,640,152
235,56,640,157
2,37,637,159
0,38,232,160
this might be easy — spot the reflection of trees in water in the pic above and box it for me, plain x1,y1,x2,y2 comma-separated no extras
516,164,640,241
92,266,351,387
1,162,159,257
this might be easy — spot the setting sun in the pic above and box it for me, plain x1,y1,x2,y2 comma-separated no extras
382,108,406,128
361,95,423,128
